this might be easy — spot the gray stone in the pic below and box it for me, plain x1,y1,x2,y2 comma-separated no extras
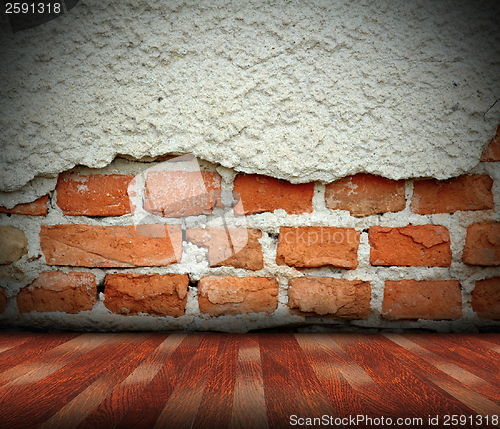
0,226,28,264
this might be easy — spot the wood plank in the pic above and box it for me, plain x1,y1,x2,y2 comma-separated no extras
475,334,500,347
333,334,473,421
312,333,411,417
114,333,203,429
469,336,500,354
374,334,487,417
259,334,302,429
33,334,164,429
0,333,34,353
0,333,113,386
192,334,239,429
383,334,500,424
422,335,500,404
229,335,268,429
405,334,500,389
0,332,498,429
281,334,340,428
0,333,147,428
77,333,185,429
295,333,376,418
424,334,500,376
0,333,77,373
152,334,228,429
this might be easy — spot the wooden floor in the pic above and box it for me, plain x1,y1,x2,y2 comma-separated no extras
0,333,499,429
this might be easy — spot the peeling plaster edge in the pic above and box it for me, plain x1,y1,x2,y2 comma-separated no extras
0,150,489,209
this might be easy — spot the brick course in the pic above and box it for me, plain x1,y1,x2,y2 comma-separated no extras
2,147,500,330
277,226,360,269
382,280,462,320
17,272,97,314
56,173,134,216
40,224,182,267
325,173,405,217
411,175,494,214
233,174,314,215
471,278,500,320
198,276,279,316
0,195,48,216
369,225,451,267
104,273,189,317
186,228,264,270
462,222,500,266
144,171,222,217
288,277,371,318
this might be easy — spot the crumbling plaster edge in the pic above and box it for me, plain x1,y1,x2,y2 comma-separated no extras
0,140,496,210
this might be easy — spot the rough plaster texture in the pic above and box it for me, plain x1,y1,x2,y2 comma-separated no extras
1,0,500,205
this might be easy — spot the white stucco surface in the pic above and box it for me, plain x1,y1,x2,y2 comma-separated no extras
1,0,499,199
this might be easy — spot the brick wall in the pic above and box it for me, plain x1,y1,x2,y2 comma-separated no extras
0,130,499,332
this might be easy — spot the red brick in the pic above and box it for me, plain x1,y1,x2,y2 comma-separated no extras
463,222,500,266
56,173,134,216
0,287,6,313
325,174,405,217
369,225,451,267
382,280,462,320
288,277,371,319
198,276,279,316
40,224,182,267
233,174,314,215
472,278,500,320
144,171,222,217
0,195,48,216
481,125,500,162
17,272,97,314
411,175,494,214
186,228,264,270
276,227,360,269
104,273,189,317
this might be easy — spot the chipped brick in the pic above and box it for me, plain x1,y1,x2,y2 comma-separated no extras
288,277,371,319
233,174,314,215
144,171,222,217
382,280,462,320
277,226,360,269
17,272,97,314
463,222,500,266
481,125,500,162
198,276,279,316
325,173,405,217
56,173,134,216
186,228,264,270
0,195,48,216
40,224,182,267
411,175,494,214
472,278,500,320
104,273,189,317
369,225,451,267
